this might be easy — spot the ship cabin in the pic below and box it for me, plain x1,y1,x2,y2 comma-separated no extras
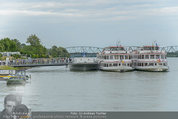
98,46,132,68
133,46,168,67
142,46,159,51
102,46,125,54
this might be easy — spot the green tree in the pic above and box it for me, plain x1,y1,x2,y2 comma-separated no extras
27,34,41,46
21,34,48,58
49,45,58,57
12,39,21,51
0,42,5,51
48,45,69,58
58,47,70,57
0,38,18,52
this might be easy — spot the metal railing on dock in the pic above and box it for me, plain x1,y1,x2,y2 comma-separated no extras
8,58,71,67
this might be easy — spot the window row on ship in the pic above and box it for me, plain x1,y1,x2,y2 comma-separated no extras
101,62,168,67
99,55,131,60
101,63,132,67
136,62,167,66
137,54,166,59
99,54,166,60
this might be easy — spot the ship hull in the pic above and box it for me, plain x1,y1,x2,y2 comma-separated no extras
100,66,134,72
69,63,99,71
135,66,169,72
7,79,26,85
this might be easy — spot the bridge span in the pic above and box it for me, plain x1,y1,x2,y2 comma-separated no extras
8,58,69,67
66,46,178,53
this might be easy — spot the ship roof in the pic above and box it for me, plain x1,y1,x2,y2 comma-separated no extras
143,46,159,47
105,46,124,48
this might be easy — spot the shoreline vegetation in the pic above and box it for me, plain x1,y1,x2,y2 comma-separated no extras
0,65,17,70
0,34,70,59
167,52,178,57
0,34,70,70
0,65,30,70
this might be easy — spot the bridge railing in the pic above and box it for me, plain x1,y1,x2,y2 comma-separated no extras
8,58,72,66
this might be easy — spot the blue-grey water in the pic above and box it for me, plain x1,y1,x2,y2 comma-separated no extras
0,58,178,111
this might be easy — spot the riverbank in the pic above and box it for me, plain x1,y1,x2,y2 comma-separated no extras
0,65,31,70
0,65,18,70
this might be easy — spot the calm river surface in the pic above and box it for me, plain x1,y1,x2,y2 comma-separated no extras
0,58,178,111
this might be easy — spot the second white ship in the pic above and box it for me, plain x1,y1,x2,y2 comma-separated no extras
97,46,134,72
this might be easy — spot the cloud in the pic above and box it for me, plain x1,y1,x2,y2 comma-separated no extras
0,0,178,21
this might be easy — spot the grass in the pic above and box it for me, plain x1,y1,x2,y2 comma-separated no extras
0,65,19,70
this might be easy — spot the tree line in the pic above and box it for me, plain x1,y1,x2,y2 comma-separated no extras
0,34,70,58
167,51,178,57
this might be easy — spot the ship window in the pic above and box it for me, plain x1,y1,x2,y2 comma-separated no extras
106,56,109,59
145,55,149,59
156,55,160,59
138,55,141,59
134,63,137,66
123,63,126,66
149,63,154,66
150,55,154,59
110,55,113,59
159,63,162,65
145,63,148,66
119,63,121,66
125,55,128,59
161,55,164,59
113,63,117,66
120,55,124,60
115,55,119,59
155,63,157,66
141,55,144,59
109,64,112,67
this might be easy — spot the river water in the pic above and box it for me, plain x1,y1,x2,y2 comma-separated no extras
0,58,178,111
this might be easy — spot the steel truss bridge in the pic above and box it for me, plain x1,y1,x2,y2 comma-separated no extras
66,46,178,53
66,46,103,54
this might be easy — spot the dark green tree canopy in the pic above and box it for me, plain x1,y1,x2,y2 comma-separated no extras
0,38,18,52
0,35,70,58
27,34,41,46
49,45,69,58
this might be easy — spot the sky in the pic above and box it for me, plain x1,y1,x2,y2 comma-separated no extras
0,0,178,48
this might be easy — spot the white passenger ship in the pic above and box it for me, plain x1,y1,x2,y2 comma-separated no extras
132,45,169,72
98,46,134,72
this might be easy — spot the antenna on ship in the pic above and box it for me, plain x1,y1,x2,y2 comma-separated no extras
153,40,157,50
116,41,121,47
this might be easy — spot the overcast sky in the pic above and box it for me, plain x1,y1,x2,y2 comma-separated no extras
0,0,178,48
